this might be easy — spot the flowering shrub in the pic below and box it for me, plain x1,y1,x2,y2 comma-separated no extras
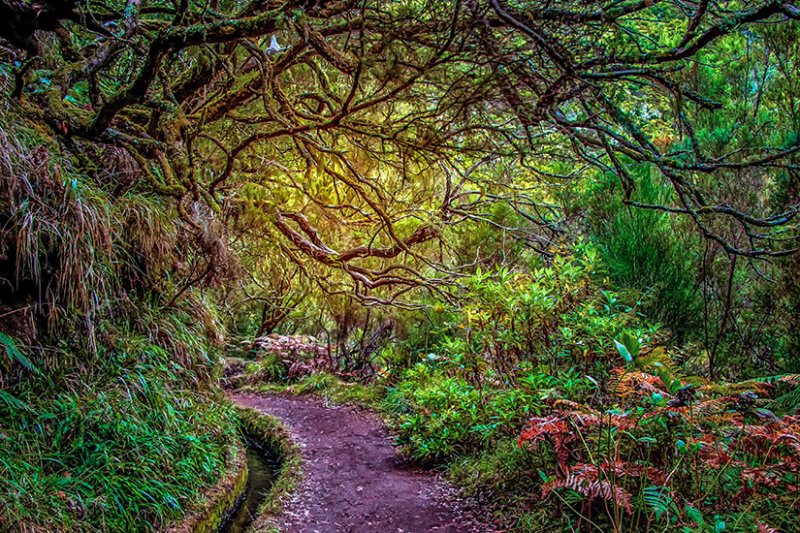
248,334,330,380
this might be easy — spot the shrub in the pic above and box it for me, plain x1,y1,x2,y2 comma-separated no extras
382,249,800,531
584,169,703,342
451,247,658,381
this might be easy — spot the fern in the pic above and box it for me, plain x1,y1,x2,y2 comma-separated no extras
742,374,800,412
643,485,676,521
0,332,36,372
776,385,800,412
610,368,667,401
634,346,680,377
543,464,634,513
694,397,731,416
752,374,800,385
0,389,29,410
684,505,705,527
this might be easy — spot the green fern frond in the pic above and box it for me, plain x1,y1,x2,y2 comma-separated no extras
643,485,675,521
0,332,37,373
0,389,29,410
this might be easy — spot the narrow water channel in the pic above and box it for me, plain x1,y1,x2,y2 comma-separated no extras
218,436,280,533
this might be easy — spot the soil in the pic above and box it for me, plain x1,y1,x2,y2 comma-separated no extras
230,392,495,533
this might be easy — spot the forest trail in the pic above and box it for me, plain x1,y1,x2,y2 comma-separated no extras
230,392,492,533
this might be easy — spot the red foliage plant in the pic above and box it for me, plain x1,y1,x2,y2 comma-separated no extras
518,366,800,529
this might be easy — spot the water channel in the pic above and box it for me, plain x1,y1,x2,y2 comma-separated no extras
218,436,280,533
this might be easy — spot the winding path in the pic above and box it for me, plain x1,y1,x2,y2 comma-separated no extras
230,392,493,533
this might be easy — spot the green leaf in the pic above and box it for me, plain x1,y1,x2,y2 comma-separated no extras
0,389,29,411
685,505,704,526
614,339,633,363
643,486,671,519
0,332,37,373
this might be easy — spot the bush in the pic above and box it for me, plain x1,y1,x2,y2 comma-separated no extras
387,369,489,461
584,169,703,342
379,249,800,531
519,366,800,531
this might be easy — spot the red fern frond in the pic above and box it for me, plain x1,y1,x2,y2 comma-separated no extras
757,522,780,533
519,414,586,473
611,369,668,400
694,397,734,416
543,463,633,514
518,415,571,447
598,459,667,485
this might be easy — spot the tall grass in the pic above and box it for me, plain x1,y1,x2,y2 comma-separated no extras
0,111,182,349
0,72,238,531
0,332,237,532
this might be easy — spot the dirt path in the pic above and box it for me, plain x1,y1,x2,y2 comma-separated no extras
230,392,493,533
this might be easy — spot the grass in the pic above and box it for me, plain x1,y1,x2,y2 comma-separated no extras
0,83,242,533
243,372,384,408
0,333,238,532
585,171,703,341
164,436,248,533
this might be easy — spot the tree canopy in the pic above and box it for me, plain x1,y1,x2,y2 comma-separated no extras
3,0,799,313
3,1,800,531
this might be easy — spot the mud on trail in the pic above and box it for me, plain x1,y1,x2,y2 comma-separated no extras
230,392,494,533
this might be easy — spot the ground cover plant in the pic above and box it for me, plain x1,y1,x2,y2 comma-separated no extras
0,334,238,531
2,0,800,531
232,251,800,531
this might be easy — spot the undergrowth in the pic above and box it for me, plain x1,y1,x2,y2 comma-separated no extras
233,250,800,532
243,371,383,408
0,331,238,532
0,89,238,532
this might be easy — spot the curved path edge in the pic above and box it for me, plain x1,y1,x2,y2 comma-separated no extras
229,391,493,533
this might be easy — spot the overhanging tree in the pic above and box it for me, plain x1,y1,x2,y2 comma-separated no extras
1,0,798,312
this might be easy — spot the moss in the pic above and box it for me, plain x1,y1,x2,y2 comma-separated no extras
239,372,384,409
235,406,303,532
165,440,249,533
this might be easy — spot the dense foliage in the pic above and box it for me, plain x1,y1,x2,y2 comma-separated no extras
395,238,800,532
2,0,800,531
0,75,238,531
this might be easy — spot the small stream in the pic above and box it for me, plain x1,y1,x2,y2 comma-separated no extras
218,436,280,533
